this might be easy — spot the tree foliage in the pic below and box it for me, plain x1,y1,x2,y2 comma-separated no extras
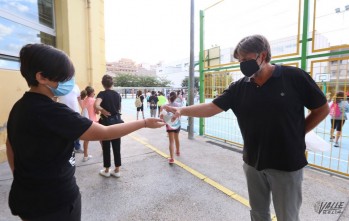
181,76,199,89
113,74,172,87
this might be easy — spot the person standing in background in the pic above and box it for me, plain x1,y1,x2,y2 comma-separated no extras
135,90,145,120
59,83,84,153
80,90,88,118
157,91,167,117
329,91,349,147
81,86,98,161
213,89,218,98
95,75,123,178
175,90,184,107
146,90,151,108
148,91,158,118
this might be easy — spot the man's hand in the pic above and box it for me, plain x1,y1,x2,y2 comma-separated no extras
163,106,181,122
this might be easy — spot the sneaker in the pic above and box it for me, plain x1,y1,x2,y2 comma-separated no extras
111,170,121,178
169,158,174,164
74,148,84,153
99,169,110,177
82,155,92,162
334,142,340,147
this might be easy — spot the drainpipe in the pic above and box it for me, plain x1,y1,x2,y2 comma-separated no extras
86,0,93,86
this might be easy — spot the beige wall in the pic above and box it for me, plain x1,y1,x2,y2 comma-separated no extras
0,70,28,162
55,0,106,91
0,0,106,160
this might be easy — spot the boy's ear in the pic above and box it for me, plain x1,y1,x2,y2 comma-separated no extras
35,72,49,84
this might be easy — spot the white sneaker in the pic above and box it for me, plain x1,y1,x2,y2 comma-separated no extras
111,170,121,178
82,155,92,162
99,169,110,177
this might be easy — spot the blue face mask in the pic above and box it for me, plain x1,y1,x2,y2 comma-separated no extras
47,78,75,96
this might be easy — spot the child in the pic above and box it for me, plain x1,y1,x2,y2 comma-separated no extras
135,90,145,120
329,91,349,147
149,91,158,117
6,43,164,220
81,86,98,161
80,90,88,118
161,91,181,164
95,76,124,178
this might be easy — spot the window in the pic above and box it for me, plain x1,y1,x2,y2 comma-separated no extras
0,0,55,70
0,55,20,70
0,0,54,28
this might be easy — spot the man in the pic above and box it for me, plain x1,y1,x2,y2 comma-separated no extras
58,83,84,153
165,35,329,221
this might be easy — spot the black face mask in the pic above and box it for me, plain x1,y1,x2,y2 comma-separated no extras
240,58,260,77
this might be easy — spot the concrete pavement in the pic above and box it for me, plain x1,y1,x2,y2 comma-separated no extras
0,114,349,221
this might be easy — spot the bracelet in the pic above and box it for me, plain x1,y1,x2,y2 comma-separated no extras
143,119,147,128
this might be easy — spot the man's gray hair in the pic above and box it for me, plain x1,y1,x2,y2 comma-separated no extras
233,35,271,62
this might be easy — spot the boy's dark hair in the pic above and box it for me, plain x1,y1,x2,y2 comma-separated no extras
85,86,94,96
101,75,114,89
19,44,75,87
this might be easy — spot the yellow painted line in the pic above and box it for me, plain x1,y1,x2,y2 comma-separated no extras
175,161,207,180
130,134,277,220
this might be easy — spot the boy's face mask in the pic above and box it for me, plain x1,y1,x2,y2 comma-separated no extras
47,78,75,96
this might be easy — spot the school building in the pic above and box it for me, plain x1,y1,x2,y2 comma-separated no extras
0,0,106,162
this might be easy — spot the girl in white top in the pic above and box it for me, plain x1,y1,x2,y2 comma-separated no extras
161,91,181,164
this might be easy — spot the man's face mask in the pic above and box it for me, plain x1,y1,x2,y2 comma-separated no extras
239,54,261,77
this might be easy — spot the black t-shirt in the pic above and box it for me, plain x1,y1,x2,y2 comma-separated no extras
148,95,158,109
7,92,92,219
213,65,327,171
97,89,122,116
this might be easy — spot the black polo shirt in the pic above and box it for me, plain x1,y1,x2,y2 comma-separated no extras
213,65,327,171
